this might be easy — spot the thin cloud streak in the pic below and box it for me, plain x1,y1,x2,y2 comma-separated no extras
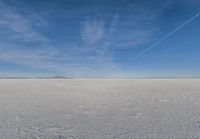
0,1,119,76
81,20,105,46
118,12,200,70
0,1,48,43
1,0,200,77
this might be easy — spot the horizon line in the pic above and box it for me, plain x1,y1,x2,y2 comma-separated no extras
0,76,200,79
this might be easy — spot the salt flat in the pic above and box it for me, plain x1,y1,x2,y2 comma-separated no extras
0,79,200,139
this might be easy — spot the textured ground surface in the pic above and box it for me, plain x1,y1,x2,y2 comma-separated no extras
0,79,200,139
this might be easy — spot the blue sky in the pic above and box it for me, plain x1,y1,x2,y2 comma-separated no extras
0,0,200,77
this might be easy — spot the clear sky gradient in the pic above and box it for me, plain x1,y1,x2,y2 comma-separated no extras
0,0,200,77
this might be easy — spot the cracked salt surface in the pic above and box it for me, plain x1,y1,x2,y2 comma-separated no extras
0,79,200,139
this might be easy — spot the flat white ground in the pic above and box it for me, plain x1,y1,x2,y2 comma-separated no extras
0,79,200,139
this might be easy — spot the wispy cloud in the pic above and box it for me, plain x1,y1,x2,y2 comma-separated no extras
0,0,172,77
0,1,48,43
81,20,105,46
118,12,200,70
0,0,167,76
1,0,199,77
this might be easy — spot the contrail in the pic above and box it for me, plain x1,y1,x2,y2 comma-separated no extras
118,12,200,70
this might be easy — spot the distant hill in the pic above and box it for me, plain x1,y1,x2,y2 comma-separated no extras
47,76,67,79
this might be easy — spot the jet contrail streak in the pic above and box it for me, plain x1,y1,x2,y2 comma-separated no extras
118,12,200,70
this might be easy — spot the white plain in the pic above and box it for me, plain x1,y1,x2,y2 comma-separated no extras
0,79,200,139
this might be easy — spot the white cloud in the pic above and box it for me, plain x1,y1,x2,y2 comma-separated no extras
81,20,105,46
0,40,119,77
1,0,197,76
0,1,48,43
